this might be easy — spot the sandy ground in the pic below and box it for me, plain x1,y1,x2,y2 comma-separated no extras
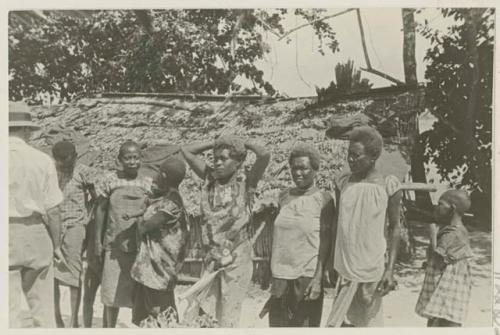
19,229,491,328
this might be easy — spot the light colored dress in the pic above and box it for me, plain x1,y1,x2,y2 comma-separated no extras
271,188,323,279
327,172,400,327
267,187,331,327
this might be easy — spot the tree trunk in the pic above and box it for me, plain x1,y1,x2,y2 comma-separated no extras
463,9,490,195
402,9,418,85
402,8,433,212
462,9,491,227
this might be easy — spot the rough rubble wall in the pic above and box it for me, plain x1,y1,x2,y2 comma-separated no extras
31,90,424,216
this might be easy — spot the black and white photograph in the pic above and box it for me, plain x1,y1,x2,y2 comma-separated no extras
5,4,497,330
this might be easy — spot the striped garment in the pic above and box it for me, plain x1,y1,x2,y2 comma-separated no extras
57,163,100,228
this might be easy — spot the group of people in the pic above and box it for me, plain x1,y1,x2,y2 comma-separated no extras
9,101,474,328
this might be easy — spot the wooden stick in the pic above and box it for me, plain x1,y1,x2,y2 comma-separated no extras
360,67,406,86
278,9,356,41
400,183,437,192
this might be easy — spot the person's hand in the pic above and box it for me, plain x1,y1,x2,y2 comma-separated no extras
54,247,69,269
94,242,102,259
376,270,397,296
304,277,322,301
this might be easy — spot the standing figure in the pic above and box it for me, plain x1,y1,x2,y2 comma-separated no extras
94,141,152,327
52,141,99,328
130,158,189,326
327,126,402,327
415,190,473,327
181,135,270,327
265,143,336,327
9,102,65,328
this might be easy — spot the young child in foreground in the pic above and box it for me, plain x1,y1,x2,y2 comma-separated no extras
415,189,474,327
129,158,189,327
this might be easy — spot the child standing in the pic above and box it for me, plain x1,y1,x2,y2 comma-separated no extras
94,141,153,327
130,158,189,326
415,189,474,327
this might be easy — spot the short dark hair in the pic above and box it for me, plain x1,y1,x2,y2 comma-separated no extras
118,140,141,159
159,158,186,188
349,126,383,160
52,140,77,160
289,143,321,171
214,135,247,162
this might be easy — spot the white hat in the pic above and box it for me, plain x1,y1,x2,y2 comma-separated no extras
9,102,40,129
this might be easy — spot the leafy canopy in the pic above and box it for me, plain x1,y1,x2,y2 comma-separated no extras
9,9,340,104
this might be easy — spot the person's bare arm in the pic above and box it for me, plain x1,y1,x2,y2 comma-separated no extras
46,205,70,268
46,205,62,250
245,140,271,189
94,196,108,259
181,142,213,180
378,189,403,296
305,192,336,300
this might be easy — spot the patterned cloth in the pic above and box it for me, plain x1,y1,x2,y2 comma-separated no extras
415,223,473,324
183,171,253,327
200,171,251,247
131,190,189,291
56,163,99,229
334,173,401,282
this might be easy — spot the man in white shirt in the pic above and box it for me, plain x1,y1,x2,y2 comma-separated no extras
9,101,65,328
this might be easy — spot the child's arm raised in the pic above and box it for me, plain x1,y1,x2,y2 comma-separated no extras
181,142,213,180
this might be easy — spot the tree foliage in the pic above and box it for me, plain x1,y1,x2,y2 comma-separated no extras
9,9,340,104
316,59,372,101
418,8,494,196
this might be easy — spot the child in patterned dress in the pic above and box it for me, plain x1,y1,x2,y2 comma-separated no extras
94,140,153,327
415,189,474,327
129,158,189,327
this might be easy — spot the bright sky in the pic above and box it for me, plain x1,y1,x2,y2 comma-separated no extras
246,8,453,97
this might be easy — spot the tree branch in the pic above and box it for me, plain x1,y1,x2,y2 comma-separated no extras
253,15,283,39
360,67,405,86
278,8,356,41
356,9,372,69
